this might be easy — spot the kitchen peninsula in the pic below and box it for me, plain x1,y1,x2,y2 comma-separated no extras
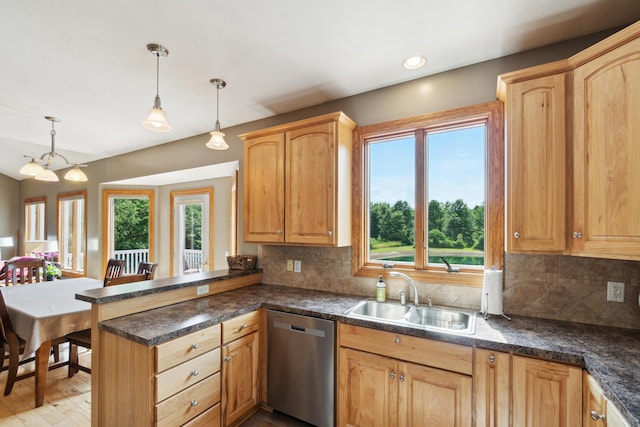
77,270,640,427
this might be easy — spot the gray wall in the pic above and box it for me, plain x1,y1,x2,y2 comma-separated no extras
0,173,19,258
14,29,615,280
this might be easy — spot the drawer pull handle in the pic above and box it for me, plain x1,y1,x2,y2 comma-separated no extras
225,356,231,362
190,400,199,407
489,354,495,363
394,337,401,344
390,371,396,379
191,370,199,377
399,374,405,382
241,323,248,329
590,411,605,421
191,343,200,350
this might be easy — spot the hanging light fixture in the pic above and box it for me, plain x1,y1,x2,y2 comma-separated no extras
19,116,88,182
142,43,172,132
206,78,229,150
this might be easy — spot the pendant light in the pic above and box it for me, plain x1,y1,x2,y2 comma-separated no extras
206,78,229,150
19,116,88,182
142,43,172,132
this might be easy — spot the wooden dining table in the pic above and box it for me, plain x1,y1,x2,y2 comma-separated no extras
1,277,102,407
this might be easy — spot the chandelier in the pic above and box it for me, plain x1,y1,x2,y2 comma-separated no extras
19,116,88,182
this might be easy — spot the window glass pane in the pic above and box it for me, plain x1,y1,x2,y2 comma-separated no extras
427,125,485,267
368,135,415,264
24,201,45,241
113,197,150,274
59,196,85,272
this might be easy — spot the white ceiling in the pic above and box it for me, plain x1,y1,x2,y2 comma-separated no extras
2,1,639,180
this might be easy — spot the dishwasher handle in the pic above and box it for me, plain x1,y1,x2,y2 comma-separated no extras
273,320,327,338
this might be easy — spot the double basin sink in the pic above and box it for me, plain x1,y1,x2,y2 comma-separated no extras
344,299,477,335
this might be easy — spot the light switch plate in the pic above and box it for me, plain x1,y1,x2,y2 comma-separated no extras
286,260,294,271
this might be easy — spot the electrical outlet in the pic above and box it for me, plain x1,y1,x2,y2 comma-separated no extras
196,284,209,296
607,281,625,303
293,260,302,273
286,260,294,271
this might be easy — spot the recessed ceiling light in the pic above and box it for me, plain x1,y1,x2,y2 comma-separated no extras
402,55,427,70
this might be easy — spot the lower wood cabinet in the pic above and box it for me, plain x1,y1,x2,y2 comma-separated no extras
338,323,472,427
474,349,511,427
98,323,222,426
512,355,582,427
584,371,630,427
221,310,262,426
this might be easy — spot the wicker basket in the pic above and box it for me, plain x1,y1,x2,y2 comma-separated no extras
226,255,257,270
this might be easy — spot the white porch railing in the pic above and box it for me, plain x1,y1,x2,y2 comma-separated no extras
184,249,203,271
113,249,149,274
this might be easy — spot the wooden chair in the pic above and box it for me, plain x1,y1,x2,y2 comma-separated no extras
103,258,125,286
67,273,146,377
136,262,158,280
0,290,66,395
4,259,46,286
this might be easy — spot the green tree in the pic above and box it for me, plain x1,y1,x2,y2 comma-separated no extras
114,198,149,250
369,202,391,240
428,200,445,232
444,199,474,246
184,204,202,250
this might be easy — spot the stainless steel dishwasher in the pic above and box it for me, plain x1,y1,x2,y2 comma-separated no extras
267,310,335,427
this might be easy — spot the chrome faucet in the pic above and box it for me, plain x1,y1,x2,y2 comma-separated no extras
389,272,420,307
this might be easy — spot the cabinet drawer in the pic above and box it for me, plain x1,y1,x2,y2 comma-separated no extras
182,403,221,427
339,323,473,375
155,372,220,427
222,310,261,344
156,348,221,402
156,324,221,373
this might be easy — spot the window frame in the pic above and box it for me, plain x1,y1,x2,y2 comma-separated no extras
57,190,87,276
352,101,504,286
24,196,46,243
101,189,155,275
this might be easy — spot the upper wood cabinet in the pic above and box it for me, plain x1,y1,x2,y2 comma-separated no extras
499,71,568,253
572,34,640,260
240,112,356,246
499,21,640,260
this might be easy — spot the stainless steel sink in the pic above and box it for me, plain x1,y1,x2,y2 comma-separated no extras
405,306,474,332
345,299,411,321
344,299,476,334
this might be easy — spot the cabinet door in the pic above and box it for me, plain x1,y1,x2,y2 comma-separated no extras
512,356,582,427
338,347,398,427
572,36,640,259
474,349,511,427
222,331,259,426
286,122,337,245
505,73,567,253
398,361,472,427
243,133,285,243
584,372,605,427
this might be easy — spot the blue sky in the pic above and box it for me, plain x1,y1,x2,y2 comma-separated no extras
369,125,485,208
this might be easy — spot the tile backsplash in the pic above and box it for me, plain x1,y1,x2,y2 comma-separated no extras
259,246,640,330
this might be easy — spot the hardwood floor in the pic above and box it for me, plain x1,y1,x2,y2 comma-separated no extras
0,348,310,427
0,346,91,426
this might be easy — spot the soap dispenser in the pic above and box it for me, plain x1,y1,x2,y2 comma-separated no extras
376,275,386,302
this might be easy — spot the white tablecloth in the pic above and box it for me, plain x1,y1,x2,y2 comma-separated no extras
1,277,102,359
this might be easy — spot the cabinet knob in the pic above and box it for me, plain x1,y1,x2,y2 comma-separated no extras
488,354,495,363
394,337,401,344
190,400,199,407
191,343,200,350
590,410,605,421
277,230,283,235
573,231,583,238
327,230,333,236
191,370,199,377
224,356,231,362
514,232,520,239
241,323,248,329
390,371,396,379
399,374,405,382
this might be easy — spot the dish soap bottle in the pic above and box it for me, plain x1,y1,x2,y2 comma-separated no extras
376,275,386,302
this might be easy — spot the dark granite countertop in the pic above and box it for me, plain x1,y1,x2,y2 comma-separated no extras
98,284,640,426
